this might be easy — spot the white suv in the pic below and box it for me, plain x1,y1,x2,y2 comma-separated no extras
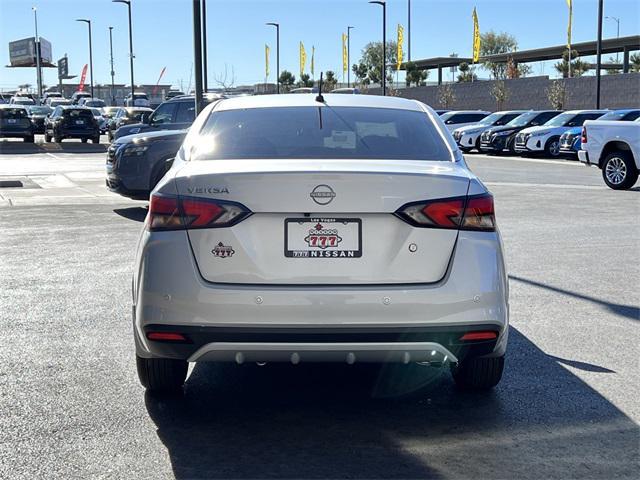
453,110,527,152
514,110,606,157
132,94,509,393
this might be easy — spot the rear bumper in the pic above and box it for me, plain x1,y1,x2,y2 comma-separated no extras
578,150,591,165
56,128,99,139
133,229,509,362
0,129,33,138
140,323,504,364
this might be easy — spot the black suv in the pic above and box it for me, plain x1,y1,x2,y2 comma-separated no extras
107,107,154,142
44,106,101,143
0,105,34,142
480,110,562,154
113,93,224,141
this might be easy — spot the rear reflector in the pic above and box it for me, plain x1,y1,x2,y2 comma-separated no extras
459,331,498,341
581,126,587,144
396,193,495,231
147,194,251,231
146,332,188,342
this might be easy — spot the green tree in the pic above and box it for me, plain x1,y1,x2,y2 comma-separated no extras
278,70,296,92
324,71,338,91
554,49,590,78
631,53,640,73
357,41,399,85
405,61,428,87
296,73,314,87
457,62,477,82
605,56,621,75
352,62,370,88
480,31,518,79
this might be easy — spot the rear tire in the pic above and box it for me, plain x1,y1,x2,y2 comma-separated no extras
451,355,504,390
81,138,88,143
136,355,188,392
601,151,638,190
92,136,101,144
544,137,561,158
24,136,35,143
54,136,62,143
45,133,52,142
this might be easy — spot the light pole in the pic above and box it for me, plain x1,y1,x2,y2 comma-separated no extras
32,7,42,102
266,22,280,93
76,19,94,98
595,0,603,108
192,0,203,113
605,16,621,62
369,1,386,96
108,27,116,105
202,0,208,92
347,26,354,88
113,0,135,102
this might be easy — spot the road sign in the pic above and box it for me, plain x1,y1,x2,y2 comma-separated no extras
58,56,68,79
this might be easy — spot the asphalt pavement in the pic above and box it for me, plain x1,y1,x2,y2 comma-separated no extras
0,142,638,479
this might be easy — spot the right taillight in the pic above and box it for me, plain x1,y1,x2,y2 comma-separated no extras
146,194,251,231
581,126,587,144
396,193,495,232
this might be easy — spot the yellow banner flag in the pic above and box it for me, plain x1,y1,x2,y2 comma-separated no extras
472,7,481,63
300,42,306,77
566,0,572,49
397,24,404,71
311,46,315,77
265,44,270,78
342,33,348,73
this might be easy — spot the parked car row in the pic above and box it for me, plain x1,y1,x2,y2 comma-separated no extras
448,108,639,161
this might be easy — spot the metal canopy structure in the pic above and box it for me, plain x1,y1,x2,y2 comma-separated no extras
404,35,639,84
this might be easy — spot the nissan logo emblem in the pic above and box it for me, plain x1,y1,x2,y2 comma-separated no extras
310,184,336,205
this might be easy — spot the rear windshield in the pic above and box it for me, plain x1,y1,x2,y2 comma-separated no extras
63,109,94,119
0,108,28,119
28,106,52,115
85,100,105,107
195,106,451,161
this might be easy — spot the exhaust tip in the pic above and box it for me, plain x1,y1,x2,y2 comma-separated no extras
235,352,244,365
291,352,300,365
346,352,356,365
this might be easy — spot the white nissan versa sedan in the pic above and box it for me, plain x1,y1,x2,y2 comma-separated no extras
132,94,509,392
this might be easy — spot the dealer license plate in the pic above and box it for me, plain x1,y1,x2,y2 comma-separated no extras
285,217,362,258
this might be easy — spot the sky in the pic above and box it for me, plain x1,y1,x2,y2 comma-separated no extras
0,0,638,92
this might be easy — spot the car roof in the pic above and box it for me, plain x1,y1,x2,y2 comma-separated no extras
214,93,426,112
0,104,28,109
562,109,608,114
442,110,491,114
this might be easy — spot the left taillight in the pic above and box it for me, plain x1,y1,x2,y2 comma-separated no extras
146,194,251,231
396,193,496,232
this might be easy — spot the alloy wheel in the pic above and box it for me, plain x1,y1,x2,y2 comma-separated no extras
605,157,627,185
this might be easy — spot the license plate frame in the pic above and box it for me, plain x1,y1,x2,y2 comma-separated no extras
284,217,362,258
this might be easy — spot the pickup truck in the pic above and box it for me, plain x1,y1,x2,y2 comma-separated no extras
579,118,640,190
